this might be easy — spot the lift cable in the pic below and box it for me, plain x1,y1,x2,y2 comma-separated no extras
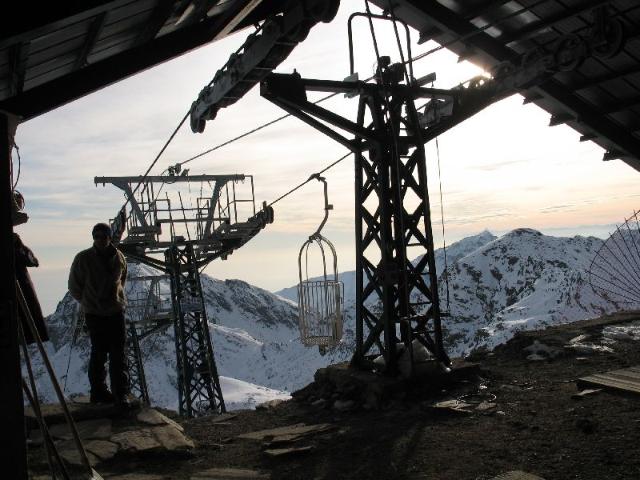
434,134,450,310
160,0,553,177
268,151,351,207
123,0,554,226
121,111,190,213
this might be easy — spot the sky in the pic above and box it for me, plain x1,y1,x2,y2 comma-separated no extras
12,2,639,315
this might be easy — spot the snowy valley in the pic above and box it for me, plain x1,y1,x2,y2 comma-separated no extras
33,229,625,411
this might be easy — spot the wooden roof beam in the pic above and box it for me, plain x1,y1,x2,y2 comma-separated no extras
0,0,130,50
497,0,613,45
73,12,107,70
134,0,177,47
8,42,30,96
0,1,262,121
569,64,640,91
395,0,640,172
462,0,515,22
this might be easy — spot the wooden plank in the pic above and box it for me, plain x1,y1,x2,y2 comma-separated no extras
237,423,334,441
578,365,640,394
492,471,545,480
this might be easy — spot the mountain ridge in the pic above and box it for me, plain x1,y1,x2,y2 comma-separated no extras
31,228,628,411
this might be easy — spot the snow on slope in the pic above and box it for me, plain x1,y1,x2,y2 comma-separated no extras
38,290,291,411
439,228,620,355
276,229,626,357
34,229,627,412
36,267,323,410
274,230,497,305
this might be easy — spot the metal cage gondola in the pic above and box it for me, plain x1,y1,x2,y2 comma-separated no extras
297,175,343,353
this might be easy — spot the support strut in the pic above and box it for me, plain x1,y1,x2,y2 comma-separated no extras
166,243,225,416
125,321,150,405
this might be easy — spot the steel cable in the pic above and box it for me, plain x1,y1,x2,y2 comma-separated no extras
120,0,561,233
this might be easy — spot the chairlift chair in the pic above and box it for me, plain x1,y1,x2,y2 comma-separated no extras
297,174,344,354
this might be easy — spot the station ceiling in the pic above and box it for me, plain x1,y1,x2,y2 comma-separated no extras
2,0,639,172
371,0,640,172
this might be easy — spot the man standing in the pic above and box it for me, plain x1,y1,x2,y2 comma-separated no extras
68,223,129,405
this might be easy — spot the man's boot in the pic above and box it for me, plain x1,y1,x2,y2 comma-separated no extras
90,388,115,404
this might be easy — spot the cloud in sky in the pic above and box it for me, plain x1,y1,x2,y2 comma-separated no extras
12,2,640,315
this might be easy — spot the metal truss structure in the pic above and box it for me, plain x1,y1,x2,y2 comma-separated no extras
97,173,273,416
166,244,225,416
125,320,149,405
124,273,173,405
260,10,627,374
189,0,340,133
262,70,449,373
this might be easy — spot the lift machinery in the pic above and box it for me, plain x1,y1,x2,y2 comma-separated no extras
96,173,274,416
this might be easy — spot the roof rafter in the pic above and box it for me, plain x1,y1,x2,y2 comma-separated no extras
497,0,611,45
569,63,640,90
0,1,260,121
134,0,177,47
8,42,30,96
463,0,517,22
393,0,640,171
0,0,130,50
74,12,107,70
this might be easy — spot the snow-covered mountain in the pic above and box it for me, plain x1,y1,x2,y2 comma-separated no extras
276,228,624,357
33,229,630,412
35,265,346,411
275,230,498,316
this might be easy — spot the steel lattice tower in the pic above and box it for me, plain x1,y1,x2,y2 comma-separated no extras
166,244,225,416
125,321,150,405
261,68,451,373
351,88,447,371
97,174,272,416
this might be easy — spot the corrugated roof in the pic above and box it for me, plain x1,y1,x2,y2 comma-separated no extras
371,0,640,171
0,0,283,120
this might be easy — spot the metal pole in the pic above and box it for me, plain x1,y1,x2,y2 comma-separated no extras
17,283,100,478
0,111,27,480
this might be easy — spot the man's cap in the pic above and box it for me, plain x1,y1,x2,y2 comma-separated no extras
92,222,112,238
13,190,24,210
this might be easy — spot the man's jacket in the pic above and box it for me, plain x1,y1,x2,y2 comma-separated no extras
68,244,127,315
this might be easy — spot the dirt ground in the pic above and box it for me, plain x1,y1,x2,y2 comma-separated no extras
67,312,640,479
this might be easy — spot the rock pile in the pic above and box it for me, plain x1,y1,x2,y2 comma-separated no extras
27,398,194,473
292,360,480,412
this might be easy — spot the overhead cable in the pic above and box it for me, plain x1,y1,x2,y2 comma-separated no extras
173,1,552,171
268,151,351,207
129,0,556,215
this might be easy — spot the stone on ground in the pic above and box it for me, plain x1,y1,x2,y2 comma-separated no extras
50,418,112,440
237,423,333,441
137,408,184,432
111,428,162,453
264,445,314,457
85,439,119,461
255,399,284,410
190,467,270,479
152,424,195,450
492,472,545,480
110,423,194,453
57,441,100,467
105,475,167,480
